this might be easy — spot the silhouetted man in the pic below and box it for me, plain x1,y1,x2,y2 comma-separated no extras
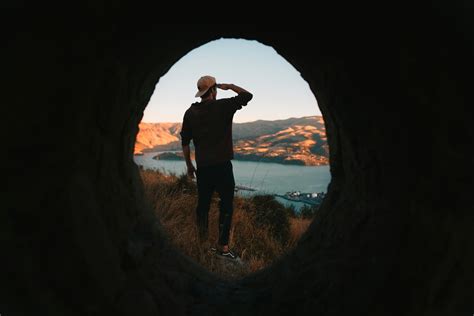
180,75,253,260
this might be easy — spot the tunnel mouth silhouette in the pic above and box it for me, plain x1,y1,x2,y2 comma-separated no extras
112,30,398,316
7,18,472,316
133,38,331,279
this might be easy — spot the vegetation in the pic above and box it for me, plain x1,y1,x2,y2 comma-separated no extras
245,194,291,244
140,167,314,279
299,204,320,219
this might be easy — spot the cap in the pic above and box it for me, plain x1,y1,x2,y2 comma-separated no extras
195,75,216,98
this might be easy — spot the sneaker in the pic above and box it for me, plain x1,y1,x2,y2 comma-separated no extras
215,249,238,260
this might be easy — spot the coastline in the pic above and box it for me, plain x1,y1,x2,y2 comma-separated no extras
144,151,329,167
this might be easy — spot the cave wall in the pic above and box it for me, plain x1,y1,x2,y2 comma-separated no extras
3,10,474,316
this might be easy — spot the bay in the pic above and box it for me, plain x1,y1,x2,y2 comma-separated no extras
134,152,331,210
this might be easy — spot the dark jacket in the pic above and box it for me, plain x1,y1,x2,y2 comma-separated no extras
180,92,253,167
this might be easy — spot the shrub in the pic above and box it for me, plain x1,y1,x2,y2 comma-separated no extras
299,204,319,219
249,195,291,245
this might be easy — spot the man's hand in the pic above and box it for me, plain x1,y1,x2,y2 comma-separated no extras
182,144,195,178
217,83,250,94
187,164,196,179
216,83,231,90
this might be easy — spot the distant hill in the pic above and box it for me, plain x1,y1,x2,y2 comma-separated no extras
135,116,328,166
134,122,181,153
233,116,326,140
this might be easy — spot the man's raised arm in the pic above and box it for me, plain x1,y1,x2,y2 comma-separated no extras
216,83,251,95
217,83,253,112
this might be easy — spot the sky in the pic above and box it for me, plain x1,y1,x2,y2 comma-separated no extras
142,39,321,123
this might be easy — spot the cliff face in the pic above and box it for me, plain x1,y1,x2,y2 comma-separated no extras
234,119,329,165
134,122,181,153
233,116,326,140
5,14,474,316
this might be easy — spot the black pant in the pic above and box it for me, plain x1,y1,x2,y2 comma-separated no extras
195,160,235,246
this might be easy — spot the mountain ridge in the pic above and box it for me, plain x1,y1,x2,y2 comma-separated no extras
135,116,328,166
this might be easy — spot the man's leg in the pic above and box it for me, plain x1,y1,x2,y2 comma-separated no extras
195,167,214,242
215,161,235,248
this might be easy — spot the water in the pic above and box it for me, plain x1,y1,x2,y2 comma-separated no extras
134,152,331,209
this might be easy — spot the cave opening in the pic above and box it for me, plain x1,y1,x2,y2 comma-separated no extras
133,38,331,279
6,17,473,316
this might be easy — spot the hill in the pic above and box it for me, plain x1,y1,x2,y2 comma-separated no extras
135,116,328,166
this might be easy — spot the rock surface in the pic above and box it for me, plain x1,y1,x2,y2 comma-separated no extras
135,122,181,153
3,12,474,316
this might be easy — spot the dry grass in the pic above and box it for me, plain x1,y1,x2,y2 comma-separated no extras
288,217,312,246
140,168,312,279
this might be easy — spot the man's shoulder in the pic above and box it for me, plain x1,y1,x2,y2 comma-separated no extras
184,104,196,115
215,96,235,102
212,98,235,107
182,107,194,123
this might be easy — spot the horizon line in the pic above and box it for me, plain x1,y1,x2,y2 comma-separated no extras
140,114,323,125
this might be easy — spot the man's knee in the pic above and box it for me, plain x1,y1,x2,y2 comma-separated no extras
196,197,212,211
218,198,233,212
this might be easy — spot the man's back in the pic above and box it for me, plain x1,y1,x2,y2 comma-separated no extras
180,92,252,167
180,78,253,257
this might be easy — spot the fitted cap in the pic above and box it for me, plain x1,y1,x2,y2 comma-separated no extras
195,75,216,98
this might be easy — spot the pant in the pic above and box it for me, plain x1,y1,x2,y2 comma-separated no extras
195,160,235,246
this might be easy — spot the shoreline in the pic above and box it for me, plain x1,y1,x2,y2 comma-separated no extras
138,151,329,167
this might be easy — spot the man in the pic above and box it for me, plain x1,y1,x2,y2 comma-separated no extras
180,75,253,260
